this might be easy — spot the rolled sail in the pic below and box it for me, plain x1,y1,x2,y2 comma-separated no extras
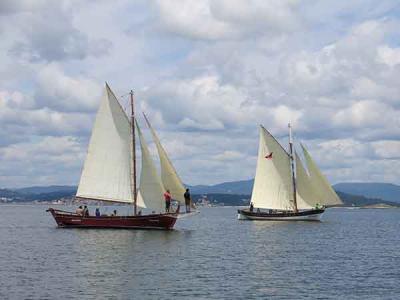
143,114,186,203
301,144,343,206
76,83,133,203
136,121,165,213
250,126,294,210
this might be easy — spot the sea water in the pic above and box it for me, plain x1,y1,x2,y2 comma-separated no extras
0,205,399,299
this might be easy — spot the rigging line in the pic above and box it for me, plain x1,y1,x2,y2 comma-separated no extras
119,91,132,98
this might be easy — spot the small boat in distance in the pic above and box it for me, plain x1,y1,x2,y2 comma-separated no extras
47,83,183,230
238,124,342,221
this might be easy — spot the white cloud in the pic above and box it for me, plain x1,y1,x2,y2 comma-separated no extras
152,0,301,40
0,136,85,187
4,0,111,62
0,1,399,187
35,63,101,112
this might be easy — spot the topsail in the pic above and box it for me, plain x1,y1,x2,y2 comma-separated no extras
301,144,342,206
136,120,165,213
143,114,186,203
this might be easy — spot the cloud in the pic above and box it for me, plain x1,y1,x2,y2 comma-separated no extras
0,0,47,16
35,63,102,112
0,87,94,147
1,1,399,187
140,74,303,135
5,0,111,62
152,0,301,40
0,136,85,187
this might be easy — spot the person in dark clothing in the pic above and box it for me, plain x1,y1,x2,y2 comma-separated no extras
83,205,89,216
184,188,191,213
249,202,254,212
164,189,172,212
95,208,100,217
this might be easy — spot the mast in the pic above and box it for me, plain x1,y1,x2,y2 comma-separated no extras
288,123,298,212
130,90,137,215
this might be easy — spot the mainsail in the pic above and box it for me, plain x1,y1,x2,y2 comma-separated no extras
143,114,186,203
76,84,133,203
301,144,343,206
136,120,165,213
250,126,295,210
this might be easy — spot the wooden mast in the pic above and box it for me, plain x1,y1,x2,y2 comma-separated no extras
130,90,137,215
288,123,298,213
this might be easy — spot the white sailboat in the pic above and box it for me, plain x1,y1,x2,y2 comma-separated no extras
238,124,342,221
47,83,184,229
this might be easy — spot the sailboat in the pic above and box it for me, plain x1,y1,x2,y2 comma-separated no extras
238,124,342,221
47,83,183,229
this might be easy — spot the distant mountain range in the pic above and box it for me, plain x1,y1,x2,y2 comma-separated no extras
333,182,400,203
14,185,77,195
188,179,254,195
189,180,400,202
1,181,399,207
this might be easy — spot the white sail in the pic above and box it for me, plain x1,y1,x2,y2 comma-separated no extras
136,121,165,213
301,144,343,206
76,83,133,203
250,126,294,210
295,152,319,208
143,114,186,203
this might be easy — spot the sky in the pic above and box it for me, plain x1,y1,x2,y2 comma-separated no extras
0,0,399,188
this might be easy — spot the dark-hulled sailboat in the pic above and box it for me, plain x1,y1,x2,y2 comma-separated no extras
47,83,182,229
238,124,342,221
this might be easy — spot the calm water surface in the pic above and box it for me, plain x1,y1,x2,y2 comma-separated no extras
0,205,399,299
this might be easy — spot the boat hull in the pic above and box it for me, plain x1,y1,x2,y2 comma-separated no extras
47,208,178,230
237,208,324,221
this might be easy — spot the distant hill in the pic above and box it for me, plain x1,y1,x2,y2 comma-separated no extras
0,186,77,202
2,181,399,208
336,191,400,207
193,194,250,206
190,192,400,207
334,183,400,203
189,179,253,195
14,185,77,195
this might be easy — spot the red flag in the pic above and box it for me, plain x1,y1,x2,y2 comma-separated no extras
265,152,273,159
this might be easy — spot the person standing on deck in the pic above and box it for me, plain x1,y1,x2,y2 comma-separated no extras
76,206,83,216
83,205,89,216
164,189,172,212
184,188,191,213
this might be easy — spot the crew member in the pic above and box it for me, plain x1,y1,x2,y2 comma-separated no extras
184,188,191,213
76,206,83,216
164,189,172,212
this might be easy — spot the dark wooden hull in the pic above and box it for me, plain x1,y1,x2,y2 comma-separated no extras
238,208,325,221
47,208,178,230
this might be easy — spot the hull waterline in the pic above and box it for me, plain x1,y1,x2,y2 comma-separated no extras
237,208,324,221
47,208,178,230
